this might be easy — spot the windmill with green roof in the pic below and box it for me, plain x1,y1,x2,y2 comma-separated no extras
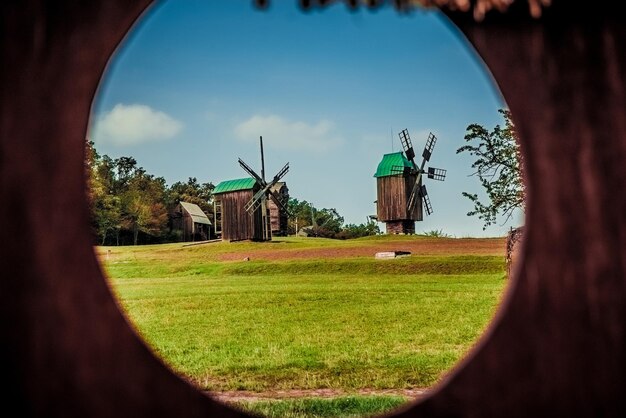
213,137,289,242
213,177,261,241
374,129,446,234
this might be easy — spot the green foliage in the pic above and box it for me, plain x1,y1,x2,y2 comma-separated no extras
456,109,524,229
233,396,407,418
120,170,169,245
167,177,215,216
421,229,450,238
288,199,344,235
313,208,344,235
336,220,380,240
222,256,503,277
86,141,191,245
288,198,379,239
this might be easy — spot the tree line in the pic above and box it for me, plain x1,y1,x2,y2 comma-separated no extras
86,141,379,245
286,199,379,239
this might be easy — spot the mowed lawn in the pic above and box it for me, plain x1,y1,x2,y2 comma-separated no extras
98,235,507,411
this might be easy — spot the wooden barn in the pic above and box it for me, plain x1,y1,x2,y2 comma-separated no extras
213,178,265,242
170,201,212,242
268,182,289,236
374,152,423,234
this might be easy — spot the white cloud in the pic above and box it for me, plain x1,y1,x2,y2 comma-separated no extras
90,104,183,146
234,115,343,153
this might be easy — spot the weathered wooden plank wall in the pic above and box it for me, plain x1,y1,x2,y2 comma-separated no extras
170,203,203,241
219,190,264,242
377,175,422,222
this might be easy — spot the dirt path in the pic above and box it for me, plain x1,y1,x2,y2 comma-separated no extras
207,388,429,403
218,238,505,262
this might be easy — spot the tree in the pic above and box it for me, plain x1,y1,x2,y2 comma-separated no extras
456,109,524,229
85,141,122,244
336,220,380,240
286,198,345,237
119,169,169,245
287,198,315,234
312,208,344,236
167,177,214,216
85,140,171,245
287,197,380,239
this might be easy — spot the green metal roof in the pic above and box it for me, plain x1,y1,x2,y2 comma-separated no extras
374,152,412,178
213,177,257,194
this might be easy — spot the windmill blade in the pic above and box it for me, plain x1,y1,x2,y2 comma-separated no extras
398,129,416,162
247,185,279,214
259,136,266,183
390,165,408,175
238,158,265,186
406,175,422,213
403,132,441,217
244,196,263,213
422,132,437,162
244,163,290,213
268,162,289,188
268,163,290,215
419,184,433,215
269,189,290,215
427,167,447,181
244,187,268,213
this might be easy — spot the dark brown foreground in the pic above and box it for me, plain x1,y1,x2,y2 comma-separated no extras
2,1,626,417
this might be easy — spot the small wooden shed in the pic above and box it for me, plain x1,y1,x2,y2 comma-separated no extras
374,152,423,234
213,178,265,242
268,182,289,237
171,201,212,242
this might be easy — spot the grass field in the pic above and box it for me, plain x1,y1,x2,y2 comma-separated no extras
97,235,507,417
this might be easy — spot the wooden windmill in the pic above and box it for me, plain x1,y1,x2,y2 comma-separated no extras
238,136,290,241
374,129,446,234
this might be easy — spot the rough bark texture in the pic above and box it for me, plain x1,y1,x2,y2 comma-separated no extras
2,1,626,417
506,226,524,278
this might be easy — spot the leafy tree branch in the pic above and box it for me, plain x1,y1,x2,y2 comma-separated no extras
456,109,524,229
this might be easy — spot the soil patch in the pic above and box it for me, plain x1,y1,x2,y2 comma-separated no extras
218,238,505,262
208,388,428,403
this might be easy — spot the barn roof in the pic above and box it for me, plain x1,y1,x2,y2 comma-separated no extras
179,202,211,225
374,152,412,178
213,177,257,194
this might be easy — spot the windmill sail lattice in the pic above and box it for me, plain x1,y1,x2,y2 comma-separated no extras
398,129,446,217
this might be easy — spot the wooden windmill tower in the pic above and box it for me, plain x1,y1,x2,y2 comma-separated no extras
374,129,446,234
238,136,290,241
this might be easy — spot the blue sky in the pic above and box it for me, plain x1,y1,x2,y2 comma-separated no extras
90,0,522,237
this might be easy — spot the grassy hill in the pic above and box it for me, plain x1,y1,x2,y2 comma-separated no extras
97,235,507,417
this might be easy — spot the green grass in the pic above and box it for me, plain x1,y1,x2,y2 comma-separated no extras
221,256,503,276
101,236,506,395
231,396,408,418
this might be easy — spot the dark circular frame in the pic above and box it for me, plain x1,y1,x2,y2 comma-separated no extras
2,1,626,417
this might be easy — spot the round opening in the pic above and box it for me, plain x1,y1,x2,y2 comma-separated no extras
88,2,521,417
